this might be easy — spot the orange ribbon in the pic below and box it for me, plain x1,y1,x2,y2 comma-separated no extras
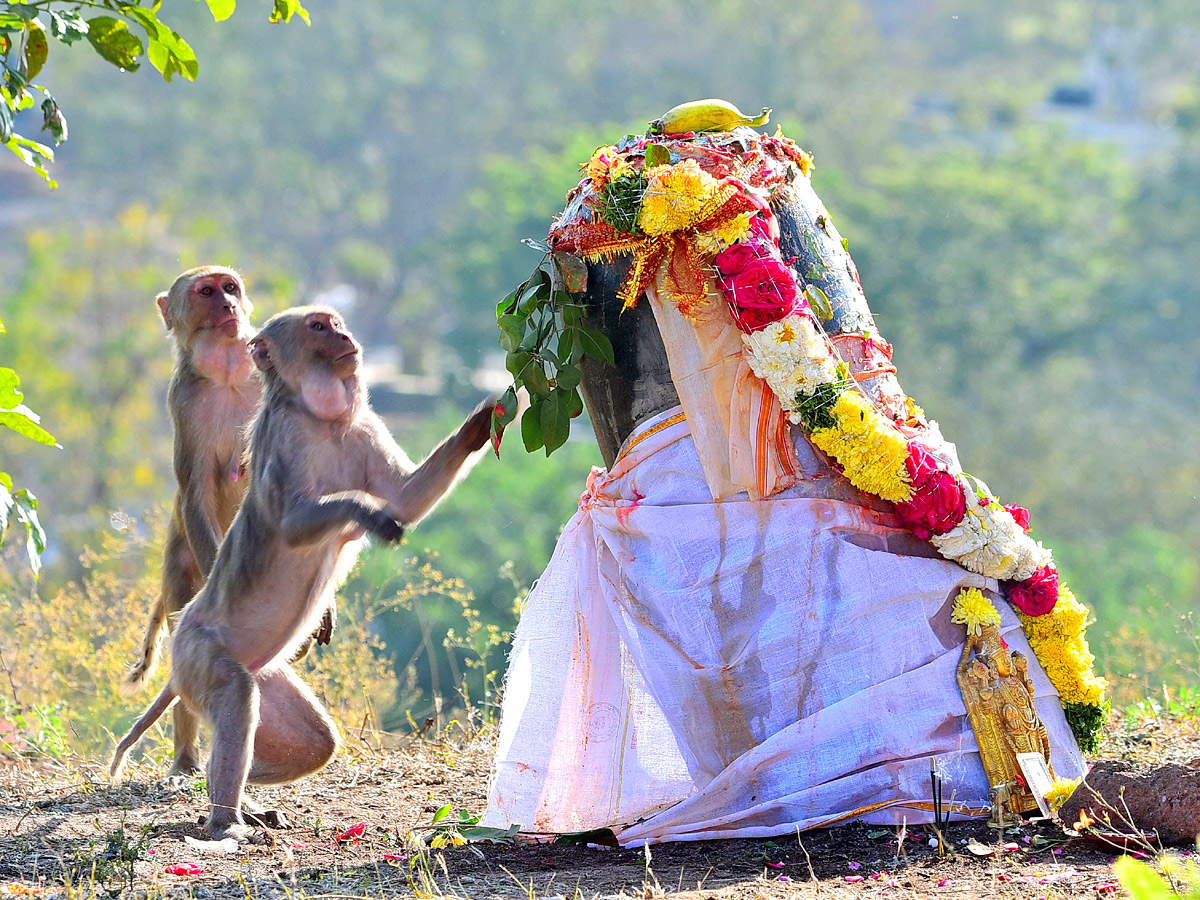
551,190,757,316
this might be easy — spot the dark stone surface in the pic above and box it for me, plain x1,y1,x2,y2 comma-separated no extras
1059,759,1200,845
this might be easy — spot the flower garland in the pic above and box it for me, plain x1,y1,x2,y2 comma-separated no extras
553,134,1107,751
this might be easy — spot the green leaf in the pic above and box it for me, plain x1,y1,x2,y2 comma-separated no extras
504,351,532,380
561,302,583,329
430,804,452,825
126,9,198,81
2,6,37,24
541,390,570,455
204,0,237,22
552,251,588,294
12,488,45,576
1114,856,1173,900
0,404,58,446
521,398,544,453
496,283,524,317
86,17,143,71
497,314,525,353
555,363,581,392
0,472,12,532
40,95,66,146
522,363,550,396
458,824,520,844
0,367,21,410
577,328,615,367
3,134,56,186
563,387,584,419
24,20,48,81
644,143,671,168
48,10,89,44
0,98,12,145
804,284,832,321
269,0,310,25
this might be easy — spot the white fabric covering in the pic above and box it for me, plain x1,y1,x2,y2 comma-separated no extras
481,408,1086,845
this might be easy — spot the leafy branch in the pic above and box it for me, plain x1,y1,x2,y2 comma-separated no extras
0,0,309,186
0,325,57,575
491,249,614,456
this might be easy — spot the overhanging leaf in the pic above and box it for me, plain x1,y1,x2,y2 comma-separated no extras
24,20,48,80
0,367,21,409
87,16,143,71
0,404,58,445
0,472,12,532
12,488,45,576
521,398,543,452
48,10,88,44
204,0,237,22
269,0,310,24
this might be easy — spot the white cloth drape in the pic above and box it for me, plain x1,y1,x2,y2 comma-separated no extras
481,408,1085,845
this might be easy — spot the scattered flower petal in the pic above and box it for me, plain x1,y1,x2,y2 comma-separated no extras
336,822,367,843
845,875,864,883
163,863,201,877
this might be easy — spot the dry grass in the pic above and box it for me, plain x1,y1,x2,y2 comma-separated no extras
1,703,1195,900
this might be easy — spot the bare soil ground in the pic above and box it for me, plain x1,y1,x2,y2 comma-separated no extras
0,706,1196,900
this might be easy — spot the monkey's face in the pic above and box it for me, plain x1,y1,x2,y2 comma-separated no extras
186,272,251,338
299,309,361,379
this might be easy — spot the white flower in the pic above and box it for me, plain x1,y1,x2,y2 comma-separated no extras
742,315,839,413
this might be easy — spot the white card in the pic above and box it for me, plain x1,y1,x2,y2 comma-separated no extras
1016,752,1055,818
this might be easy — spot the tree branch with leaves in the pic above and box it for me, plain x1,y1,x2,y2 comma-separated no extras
0,0,308,186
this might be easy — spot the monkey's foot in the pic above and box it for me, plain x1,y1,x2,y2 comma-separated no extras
207,820,262,844
241,798,288,829
166,758,203,779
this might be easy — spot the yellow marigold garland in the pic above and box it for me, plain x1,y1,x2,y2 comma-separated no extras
809,391,913,502
1018,584,1108,707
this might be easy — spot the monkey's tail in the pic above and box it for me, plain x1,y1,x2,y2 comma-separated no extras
123,594,167,692
110,683,177,780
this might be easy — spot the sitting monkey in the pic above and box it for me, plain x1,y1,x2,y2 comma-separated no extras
111,306,494,841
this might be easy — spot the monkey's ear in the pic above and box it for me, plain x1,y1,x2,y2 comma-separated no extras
156,292,173,330
249,336,273,371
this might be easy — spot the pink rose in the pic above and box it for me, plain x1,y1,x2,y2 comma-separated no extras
1007,565,1058,617
1004,503,1031,532
723,255,801,332
893,443,966,540
714,242,760,277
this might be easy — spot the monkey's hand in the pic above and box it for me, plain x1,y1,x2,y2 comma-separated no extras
460,396,499,453
359,507,406,543
316,604,336,645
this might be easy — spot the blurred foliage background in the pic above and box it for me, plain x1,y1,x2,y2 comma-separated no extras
1,0,1198,758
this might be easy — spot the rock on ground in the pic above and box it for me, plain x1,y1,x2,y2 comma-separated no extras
1060,758,1200,846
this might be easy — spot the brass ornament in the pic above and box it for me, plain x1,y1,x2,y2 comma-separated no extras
956,620,1056,826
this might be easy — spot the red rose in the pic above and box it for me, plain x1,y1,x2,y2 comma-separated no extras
893,443,966,540
1004,503,1031,532
1007,565,1058,617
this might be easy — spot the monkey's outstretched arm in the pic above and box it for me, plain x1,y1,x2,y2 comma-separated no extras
371,398,495,525
278,490,405,546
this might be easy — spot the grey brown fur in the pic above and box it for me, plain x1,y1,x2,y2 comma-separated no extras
111,305,494,842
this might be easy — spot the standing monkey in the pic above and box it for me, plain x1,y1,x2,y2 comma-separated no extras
124,266,261,778
111,306,494,841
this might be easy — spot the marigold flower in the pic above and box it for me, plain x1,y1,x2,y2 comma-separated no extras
951,587,1002,636
637,159,724,235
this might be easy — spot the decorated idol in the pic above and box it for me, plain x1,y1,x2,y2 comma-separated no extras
482,100,1106,845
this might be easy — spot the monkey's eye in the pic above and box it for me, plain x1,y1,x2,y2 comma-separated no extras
224,282,239,294
199,285,215,297
309,320,325,331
